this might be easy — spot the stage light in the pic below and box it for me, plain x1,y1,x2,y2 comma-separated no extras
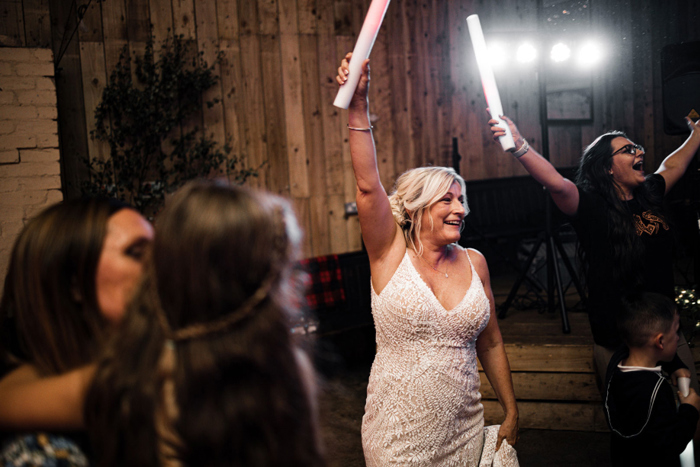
488,43,508,69
516,43,537,63
577,41,604,68
550,42,571,62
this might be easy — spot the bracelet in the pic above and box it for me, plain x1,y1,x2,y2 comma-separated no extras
347,124,373,131
512,139,529,158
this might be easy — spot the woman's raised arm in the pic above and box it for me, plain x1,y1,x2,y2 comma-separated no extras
656,117,700,193
489,115,579,217
336,53,398,262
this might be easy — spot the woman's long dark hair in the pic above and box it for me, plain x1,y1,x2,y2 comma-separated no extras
86,181,325,467
0,199,120,376
576,131,666,289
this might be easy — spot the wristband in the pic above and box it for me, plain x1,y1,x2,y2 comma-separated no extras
512,139,529,158
347,124,373,131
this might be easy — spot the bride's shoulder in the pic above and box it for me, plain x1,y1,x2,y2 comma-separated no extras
462,247,489,276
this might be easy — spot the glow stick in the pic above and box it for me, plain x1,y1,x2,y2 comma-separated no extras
678,377,695,467
466,14,515,151
333,0,391,109
680,441,694,467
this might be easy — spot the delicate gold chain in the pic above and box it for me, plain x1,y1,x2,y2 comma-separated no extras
415,251,449,278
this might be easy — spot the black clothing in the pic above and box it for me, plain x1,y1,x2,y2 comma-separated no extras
570,174,674,348
605,347,698,467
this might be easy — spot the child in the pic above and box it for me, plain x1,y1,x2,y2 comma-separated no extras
605,292,700,466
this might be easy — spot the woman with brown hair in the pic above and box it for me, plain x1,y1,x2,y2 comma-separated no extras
85,181,325,467
0,198,154,463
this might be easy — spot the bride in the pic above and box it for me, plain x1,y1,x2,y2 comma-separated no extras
336,53,519,466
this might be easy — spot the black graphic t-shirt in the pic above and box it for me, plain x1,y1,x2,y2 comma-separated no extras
570,174,674,348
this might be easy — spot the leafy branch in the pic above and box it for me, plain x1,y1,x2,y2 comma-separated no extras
82,34,259,215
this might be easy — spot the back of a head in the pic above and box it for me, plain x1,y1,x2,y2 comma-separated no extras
87,180,324,467
0,198,114,376
618,292,676,349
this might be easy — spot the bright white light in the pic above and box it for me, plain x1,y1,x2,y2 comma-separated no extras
577,41,604,68
516,43,537,63
550,42,571,62
488,43,508,70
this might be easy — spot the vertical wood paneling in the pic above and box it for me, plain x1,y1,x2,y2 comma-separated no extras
125,0,150,42
239,34,267,190
316,0,344,200
280,0,310,199
172,0,196,39
297,0,318,34
101,0,127,75
217,0,240,40
257,0,279,35
371,26,396,193
219,39,244,177
0,0,25,46
260,34,289,195
195,0,226,152
50,0,89,197
300,33,330,255
387,0,415,176
12,0,700,257
78,0,103,42
22,0,51,47
149,0,173,45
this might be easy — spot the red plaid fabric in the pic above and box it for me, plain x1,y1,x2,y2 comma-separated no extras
300,255,345,312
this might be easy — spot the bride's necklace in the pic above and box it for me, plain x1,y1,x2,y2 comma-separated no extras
416,252,449,278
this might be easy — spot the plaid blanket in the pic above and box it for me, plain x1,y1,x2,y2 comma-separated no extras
300,255,345,312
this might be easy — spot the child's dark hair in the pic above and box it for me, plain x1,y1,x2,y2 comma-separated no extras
618,292,677,348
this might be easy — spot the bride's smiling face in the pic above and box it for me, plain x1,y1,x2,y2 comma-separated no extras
418,182,465,247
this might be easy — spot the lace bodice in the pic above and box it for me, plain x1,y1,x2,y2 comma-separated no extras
362,247,491,466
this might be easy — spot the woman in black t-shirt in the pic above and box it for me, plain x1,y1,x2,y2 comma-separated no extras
488,115,700,393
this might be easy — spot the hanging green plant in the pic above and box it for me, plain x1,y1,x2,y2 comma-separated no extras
82,34,259,215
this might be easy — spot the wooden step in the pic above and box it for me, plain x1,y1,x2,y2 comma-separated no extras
483,400,609,432
480,371,600,402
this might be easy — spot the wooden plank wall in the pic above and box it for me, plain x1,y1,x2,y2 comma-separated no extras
3,0,699,258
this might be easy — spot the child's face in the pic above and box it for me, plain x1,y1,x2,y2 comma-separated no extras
660,311,681,362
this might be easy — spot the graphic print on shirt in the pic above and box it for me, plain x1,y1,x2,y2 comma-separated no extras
634,211,669,236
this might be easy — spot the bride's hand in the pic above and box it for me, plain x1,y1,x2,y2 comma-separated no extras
497,413,519,449
336,52,370,109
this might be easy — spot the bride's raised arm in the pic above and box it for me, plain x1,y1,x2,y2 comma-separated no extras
336,53,398,264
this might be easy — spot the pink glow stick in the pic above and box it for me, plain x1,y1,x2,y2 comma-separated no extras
333,0,391,109
467,14,515,151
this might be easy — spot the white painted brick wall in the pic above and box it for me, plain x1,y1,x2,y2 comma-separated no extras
0,47,62,291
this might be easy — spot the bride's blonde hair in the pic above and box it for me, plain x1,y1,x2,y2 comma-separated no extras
388,166,468,255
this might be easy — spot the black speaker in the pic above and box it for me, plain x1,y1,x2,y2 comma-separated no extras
661,41,700,135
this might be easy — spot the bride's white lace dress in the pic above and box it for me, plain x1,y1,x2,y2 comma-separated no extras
362,247,490,466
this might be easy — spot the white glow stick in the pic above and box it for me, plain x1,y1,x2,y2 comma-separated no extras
466,14,515,151
678,377,695,467
333,0,391,109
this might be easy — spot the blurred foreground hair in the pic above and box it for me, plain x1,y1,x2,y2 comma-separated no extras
86,180,325,467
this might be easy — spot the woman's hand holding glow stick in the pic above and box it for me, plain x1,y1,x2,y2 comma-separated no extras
467,14,515,151
333,0,391,109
